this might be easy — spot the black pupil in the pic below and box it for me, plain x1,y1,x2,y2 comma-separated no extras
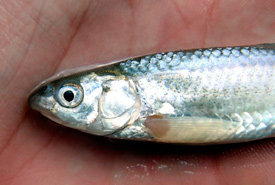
63,90,74,102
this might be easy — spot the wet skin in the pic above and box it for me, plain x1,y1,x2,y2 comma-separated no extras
0,0,274,184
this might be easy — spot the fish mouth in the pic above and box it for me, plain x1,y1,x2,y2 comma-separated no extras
28,80,49,110
28,89,40,111
28,84,55,111
28,89,62,125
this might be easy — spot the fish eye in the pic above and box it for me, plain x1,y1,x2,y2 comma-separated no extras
55,84,83,108
63,90,74,102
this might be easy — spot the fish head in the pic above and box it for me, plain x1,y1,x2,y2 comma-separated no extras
28,72,141,136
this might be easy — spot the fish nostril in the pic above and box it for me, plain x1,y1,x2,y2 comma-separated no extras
28,93,38,110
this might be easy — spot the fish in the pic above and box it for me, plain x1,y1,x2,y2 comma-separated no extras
28,44,275,144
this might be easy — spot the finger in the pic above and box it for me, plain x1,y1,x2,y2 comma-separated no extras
57,0,275,69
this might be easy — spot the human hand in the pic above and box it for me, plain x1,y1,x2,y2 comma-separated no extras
0,0,274,184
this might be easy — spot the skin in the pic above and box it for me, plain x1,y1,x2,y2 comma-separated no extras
0,0,274,184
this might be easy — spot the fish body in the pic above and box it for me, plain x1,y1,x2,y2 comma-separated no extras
29,44,275,144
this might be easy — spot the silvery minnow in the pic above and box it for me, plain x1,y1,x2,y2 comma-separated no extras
29,44,275,144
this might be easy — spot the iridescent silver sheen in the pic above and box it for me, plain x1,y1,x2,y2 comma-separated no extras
29,44,275,144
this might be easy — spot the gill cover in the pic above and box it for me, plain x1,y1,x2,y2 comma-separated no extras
88,77,141,135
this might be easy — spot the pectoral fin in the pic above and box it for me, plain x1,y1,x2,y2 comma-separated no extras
144,115,244,144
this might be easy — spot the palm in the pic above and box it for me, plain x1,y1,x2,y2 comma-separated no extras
0,0,274,184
